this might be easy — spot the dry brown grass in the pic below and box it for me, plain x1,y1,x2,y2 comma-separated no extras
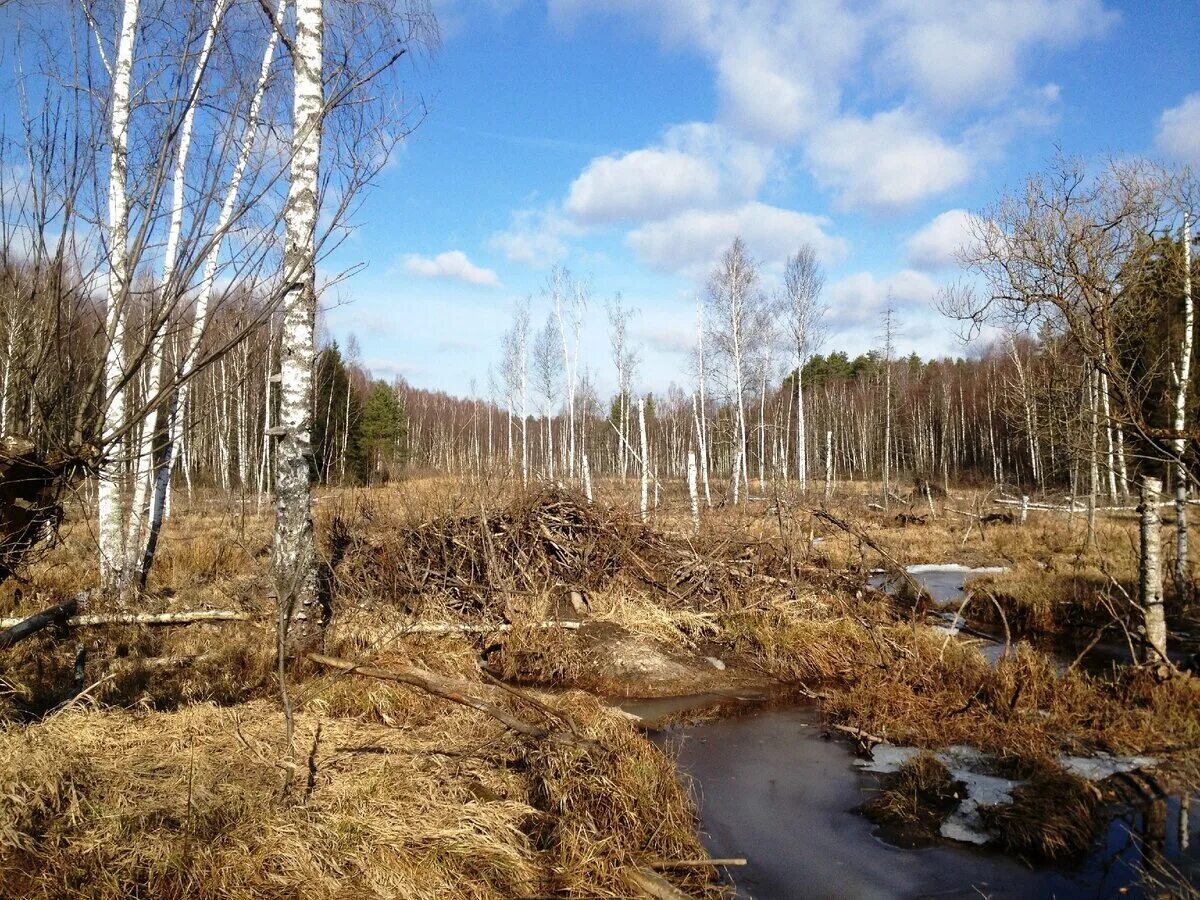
979,768,1102,862
0,691,720,898
861,753,962,839
2,474,1199,895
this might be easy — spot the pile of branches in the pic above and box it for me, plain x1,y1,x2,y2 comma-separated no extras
332,487,632,613
332,485,826,616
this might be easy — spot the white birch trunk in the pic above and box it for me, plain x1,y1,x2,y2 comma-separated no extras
127,0,229,579
638,396,648,522
796,360,807,490
141,0,284,582
824,428,833,502
273,0,323,652
1100,370,1117,502
1140,475,1168,663
696,305,712,507
687,449,699,534
98,0,141,597
1175,214,1193,600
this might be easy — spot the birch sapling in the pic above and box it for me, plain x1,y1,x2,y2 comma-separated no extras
142,0,285,584
781,246,825,492
695,303,711,507
128,0,231,581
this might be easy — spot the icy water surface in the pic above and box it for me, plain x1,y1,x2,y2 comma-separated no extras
647,701,1199,899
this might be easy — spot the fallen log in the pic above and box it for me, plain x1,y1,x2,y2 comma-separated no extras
0,591,86,650
0,608,250,630
308,653,596,749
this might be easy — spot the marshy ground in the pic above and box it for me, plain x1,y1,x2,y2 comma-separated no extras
0,475,1198,897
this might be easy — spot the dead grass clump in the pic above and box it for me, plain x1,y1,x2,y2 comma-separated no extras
862,753,963,839
979,768,1101,862
524,691,724,897
0,691,715,898
0,700,542,898
717,608,880,682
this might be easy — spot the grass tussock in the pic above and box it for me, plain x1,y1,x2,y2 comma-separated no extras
979,768,1102,861
861,753,962,839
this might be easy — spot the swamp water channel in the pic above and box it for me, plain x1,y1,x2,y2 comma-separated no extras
617,566,1200,898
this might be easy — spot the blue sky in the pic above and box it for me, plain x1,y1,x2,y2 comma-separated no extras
323,0,1200,398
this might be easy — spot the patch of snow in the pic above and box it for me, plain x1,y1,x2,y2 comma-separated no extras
704,656,726,670
855,744,919,774
1060,752,1157,781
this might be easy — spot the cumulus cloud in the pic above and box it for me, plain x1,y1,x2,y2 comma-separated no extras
626,202,847,276
880,1,1117,110
566,149,720,225
488,207,581,268
548,0,1113,215
807,109,972,211
1157,94,1200,164
565,123,773,225
826,269,939,329
905,209,980,270
403,250,500,287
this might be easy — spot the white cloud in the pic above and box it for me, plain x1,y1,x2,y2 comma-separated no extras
1157,94,1200,164
564,123,773,225
566,149,720,225
488,207,580,268
403,250,500,287
626,202,847,276
548,0,1113,217
879,1,1117,110
826,269,939,329
905,209,980,270
807,109,971,211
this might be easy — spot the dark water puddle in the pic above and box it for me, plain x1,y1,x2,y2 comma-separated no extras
649,701,1199,899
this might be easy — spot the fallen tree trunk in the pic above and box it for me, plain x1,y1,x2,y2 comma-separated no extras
0,591,86,650
308,653,596,748
0,609,250,630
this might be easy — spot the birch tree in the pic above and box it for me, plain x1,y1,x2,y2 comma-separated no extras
705,238,768,504
272,0,325,652
140,0,288,585
1173,214,1193,599
96,0,141,597
780,245,825,491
